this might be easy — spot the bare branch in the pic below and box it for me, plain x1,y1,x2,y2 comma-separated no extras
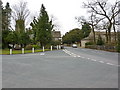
12,1,30,21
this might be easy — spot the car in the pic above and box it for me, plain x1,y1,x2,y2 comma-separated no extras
72,44,77,48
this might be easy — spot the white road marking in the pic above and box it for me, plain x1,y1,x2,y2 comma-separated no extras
106,63,114,66
91,59,97,61
99,61,104,63
40,53,45,55
63,49,118,67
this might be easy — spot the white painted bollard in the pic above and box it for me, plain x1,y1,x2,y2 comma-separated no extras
51,46,53,51
43,46,45,52
59,45,61,49
10,49,12,55
32,47,34,53
57,45,59,50
22,48,24,54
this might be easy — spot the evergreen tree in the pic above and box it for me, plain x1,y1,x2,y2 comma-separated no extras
0,0,2,27
2,2,12,49
31,4,53,47
0,0,2,48
5,31,18,48
30,17,38,44
2,30,10,48
81,22,91,38
2,2,11,31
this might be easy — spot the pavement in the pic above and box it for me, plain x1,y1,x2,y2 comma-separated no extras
2,47,118,88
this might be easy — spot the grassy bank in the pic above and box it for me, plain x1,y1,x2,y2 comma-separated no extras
0,49,50,55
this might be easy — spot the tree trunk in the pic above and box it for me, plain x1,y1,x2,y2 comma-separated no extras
92,26,96,44
113,19,117,44
113,24,117,43
107,23,112,45
106,30,108,43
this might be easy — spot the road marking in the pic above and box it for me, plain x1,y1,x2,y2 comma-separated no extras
106,63,114,66
40,53,45,55
99,61,104,63
91,59,97,61
63,49,118,67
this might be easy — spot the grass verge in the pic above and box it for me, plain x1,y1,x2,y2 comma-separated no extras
0,49,50,55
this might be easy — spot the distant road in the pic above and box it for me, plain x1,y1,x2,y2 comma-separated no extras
2,47,118,88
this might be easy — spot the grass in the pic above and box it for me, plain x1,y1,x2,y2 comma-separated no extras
0,49,50,55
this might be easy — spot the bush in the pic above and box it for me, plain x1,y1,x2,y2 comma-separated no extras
97,35,104,45
45,44,51,49
32,45,40,49
116,44,120,53
51,41,61,46
85,42,94,46
14,44,21,50
25,45,33,50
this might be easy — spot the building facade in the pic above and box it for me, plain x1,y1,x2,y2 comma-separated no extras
52,31,62,41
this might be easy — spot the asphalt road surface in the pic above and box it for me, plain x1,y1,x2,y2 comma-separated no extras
2,47,118,88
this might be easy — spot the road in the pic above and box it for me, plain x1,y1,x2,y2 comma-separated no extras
2,47,118,88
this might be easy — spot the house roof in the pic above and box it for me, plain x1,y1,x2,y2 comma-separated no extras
52,31,61,38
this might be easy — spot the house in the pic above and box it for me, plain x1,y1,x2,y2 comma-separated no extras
52,30,62,41
81,30,117,47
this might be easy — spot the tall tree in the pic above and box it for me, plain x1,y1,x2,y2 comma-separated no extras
0,0,2,48
1,2,12,49
12,1,30,47
84,0,120,44
30,17,38,44
12,1,30,33
76,14,104,44
2,2,11,31
31,4,53,47
0,0,2,27
81,22,91,38
62,28,83,44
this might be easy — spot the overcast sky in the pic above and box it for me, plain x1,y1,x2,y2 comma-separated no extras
2,0,115,35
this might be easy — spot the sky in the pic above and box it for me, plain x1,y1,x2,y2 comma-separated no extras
2,0,115,35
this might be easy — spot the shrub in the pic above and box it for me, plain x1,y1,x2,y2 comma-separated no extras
25,45,33,50
97,34,104,45
32,45,40,49
51,41,61,46
85,42,94,46
116,45,120,52
45,44,51,49
14,44,21,50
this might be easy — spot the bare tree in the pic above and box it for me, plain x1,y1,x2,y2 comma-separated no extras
12,1,30,21
12,1,30,33
84,0,120,44
50,15,61,30
75,13,104,44
88,13,105,44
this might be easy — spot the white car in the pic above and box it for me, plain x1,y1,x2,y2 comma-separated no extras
72,44,77,48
